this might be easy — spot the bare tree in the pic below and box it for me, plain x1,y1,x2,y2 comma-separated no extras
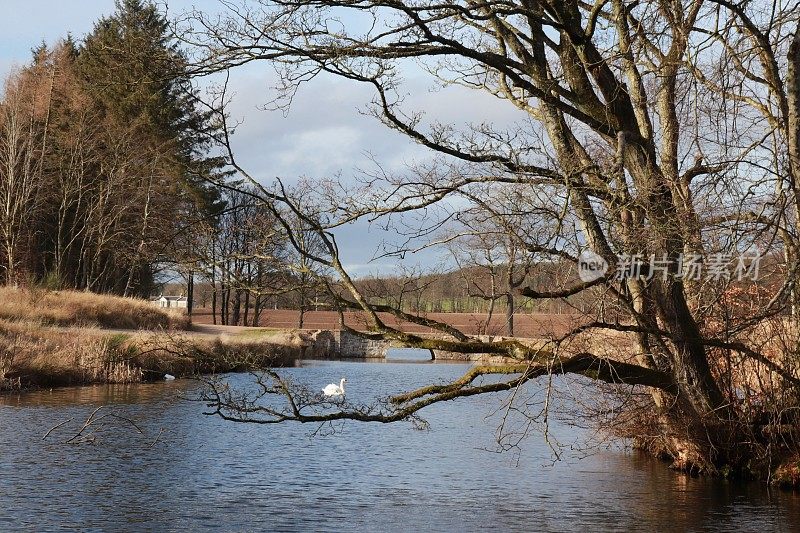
0,68,48,284
179,0,800,479
193,186,294,326
446,184,545,335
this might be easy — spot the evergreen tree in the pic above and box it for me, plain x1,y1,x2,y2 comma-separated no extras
79,0,224,212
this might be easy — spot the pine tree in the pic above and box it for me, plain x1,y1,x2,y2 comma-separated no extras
79,0,224,208
77,0,225,295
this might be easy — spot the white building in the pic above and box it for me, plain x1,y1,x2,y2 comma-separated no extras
152,295,190,309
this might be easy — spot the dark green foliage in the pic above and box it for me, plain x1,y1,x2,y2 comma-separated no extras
78,0,225,214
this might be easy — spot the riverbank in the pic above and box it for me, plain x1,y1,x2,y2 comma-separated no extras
0,287,635,390
3,288,799,488
0,288,301,391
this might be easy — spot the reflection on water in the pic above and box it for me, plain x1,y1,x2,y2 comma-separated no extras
0,381,185,407
385,347,433,362
0,360,797,532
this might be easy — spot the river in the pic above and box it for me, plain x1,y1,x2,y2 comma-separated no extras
0,355,797,532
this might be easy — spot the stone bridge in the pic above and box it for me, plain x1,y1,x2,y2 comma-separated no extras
302,329,505,360
301,329,396,358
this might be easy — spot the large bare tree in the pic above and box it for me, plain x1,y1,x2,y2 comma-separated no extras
180,0,800,479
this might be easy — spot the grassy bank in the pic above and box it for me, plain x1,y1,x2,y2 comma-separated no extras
0,288,298,391
0,286,191,330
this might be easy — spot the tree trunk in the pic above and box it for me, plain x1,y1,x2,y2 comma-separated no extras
212,286,217,325
505,292,514,337
243,289,250,326
232,289,241,326
186,272,194,316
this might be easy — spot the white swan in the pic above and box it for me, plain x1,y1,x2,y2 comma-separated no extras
322,378,346,397
164,374,176,381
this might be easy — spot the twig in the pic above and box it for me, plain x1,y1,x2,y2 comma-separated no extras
42,417,74,440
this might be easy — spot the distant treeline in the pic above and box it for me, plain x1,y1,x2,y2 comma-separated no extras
353,264,590,315
0,0,223,296
168,260,601,323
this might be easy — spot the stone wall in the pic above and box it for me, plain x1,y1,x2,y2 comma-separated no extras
332,330,392,358
297,329,393,358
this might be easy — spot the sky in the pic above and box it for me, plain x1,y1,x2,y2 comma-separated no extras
0,0,521,277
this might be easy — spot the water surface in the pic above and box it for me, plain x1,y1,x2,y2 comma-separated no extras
0,359,797,532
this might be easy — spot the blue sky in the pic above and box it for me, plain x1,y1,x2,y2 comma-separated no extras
0,1,520,277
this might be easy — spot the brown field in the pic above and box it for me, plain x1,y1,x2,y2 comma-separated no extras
191,308,582,338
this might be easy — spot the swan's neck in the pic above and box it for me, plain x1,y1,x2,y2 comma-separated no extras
340,379,346,392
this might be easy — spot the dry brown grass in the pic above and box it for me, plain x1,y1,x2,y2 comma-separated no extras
0,311,299,391
0,319,299,390
0,319,144,389
0,286,195,389
0,286,190,330
132,334,300,378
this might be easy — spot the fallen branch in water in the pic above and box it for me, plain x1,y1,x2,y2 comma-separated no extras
43,405,146,445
